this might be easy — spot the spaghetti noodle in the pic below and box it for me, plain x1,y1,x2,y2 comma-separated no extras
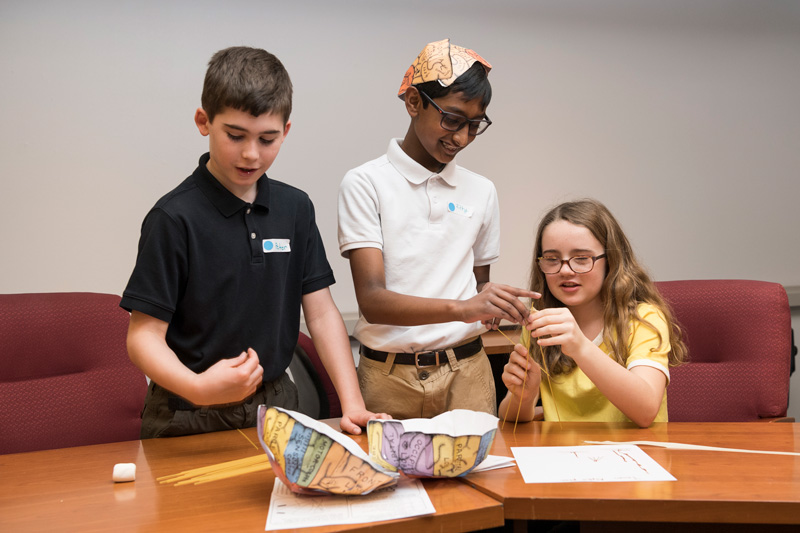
158,455,271,486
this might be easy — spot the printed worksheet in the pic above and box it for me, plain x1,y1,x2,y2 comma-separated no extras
512,444,676,483
264,476,434,530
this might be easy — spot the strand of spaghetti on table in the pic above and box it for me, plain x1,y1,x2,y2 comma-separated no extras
237,428,260,450
158,455,271,486
159,429,268,486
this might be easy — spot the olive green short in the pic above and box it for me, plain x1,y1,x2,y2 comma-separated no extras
140,373,298,439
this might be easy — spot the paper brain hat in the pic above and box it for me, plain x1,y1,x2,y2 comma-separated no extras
397,38,492,99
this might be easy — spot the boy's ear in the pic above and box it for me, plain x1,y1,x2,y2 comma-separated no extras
404,87,423,118
283,119,292,138
194,108,210,136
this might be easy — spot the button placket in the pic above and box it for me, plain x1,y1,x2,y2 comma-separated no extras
428,176,445,224
244,204,263,264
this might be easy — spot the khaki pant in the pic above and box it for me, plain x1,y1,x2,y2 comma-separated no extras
357,347,496,419
140,373,298,439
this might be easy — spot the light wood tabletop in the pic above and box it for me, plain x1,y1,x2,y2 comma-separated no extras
481,329,518,355
4,418,798,532
463,420,800,529
0,426,503,533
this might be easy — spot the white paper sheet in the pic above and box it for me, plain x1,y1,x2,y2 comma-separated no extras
264,476,435,530
472,455,516,472
585,440,800,457
511,444,676,483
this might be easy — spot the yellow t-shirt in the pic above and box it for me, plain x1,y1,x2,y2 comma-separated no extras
540,303,671,423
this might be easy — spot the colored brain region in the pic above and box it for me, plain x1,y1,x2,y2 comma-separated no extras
257,406,398,496
367,415,496,477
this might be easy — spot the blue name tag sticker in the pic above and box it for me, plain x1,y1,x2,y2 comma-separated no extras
263,239,291,253
447,202,474,218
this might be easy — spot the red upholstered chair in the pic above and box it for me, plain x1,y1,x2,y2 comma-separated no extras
292,331,342,418
655,280,793,422
0,293,148,454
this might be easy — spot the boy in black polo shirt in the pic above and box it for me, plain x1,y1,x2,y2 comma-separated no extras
121,46,386,438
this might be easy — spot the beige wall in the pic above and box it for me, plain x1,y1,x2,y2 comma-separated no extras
1,1,798,415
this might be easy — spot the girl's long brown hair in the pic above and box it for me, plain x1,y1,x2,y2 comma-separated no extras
529,199,687,375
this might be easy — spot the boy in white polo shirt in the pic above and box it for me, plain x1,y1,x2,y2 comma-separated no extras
338,39,537,419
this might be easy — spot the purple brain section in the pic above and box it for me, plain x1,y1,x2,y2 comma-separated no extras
397,433,434,476
379,422,436,476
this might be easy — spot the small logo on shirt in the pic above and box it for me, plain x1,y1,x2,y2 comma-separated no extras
448,202,474,218
263,239,291,253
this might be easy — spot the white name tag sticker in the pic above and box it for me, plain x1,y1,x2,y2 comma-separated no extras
263,239,291,253
447,202,474,218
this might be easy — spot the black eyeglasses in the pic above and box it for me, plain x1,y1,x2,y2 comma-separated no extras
418,90,492,136
537,254,607,274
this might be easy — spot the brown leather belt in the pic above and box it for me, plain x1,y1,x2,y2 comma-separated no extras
361,337,483,367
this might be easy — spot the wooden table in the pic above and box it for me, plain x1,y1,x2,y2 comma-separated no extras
5,418,798,532
463,421,800,530
481,329,518,355
0,426,503,533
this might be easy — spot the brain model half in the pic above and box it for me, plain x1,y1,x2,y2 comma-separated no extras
367,410,497,477
258,405,397,495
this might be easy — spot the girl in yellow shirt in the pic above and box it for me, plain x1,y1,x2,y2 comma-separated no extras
498,199,687,427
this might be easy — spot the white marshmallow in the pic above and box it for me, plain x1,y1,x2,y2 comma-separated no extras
112,463,136,483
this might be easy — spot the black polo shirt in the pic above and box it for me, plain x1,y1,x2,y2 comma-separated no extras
121,153,335,381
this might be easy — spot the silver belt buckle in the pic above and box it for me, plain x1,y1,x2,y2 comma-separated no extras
414,350,440,368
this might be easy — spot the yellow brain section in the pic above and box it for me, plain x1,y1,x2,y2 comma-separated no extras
433,434,482,477
261,407,396,495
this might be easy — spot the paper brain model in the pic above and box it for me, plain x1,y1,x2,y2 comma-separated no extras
367,409,499,477
258,406,398,496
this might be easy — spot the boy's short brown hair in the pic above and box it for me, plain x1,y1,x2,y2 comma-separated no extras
201,46,292,124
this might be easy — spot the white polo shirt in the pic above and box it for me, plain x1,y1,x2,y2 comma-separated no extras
338,138,500,352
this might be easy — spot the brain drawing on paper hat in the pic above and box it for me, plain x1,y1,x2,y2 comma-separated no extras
397,38,491,99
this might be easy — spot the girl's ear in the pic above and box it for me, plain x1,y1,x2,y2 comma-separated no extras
404,87,423,118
